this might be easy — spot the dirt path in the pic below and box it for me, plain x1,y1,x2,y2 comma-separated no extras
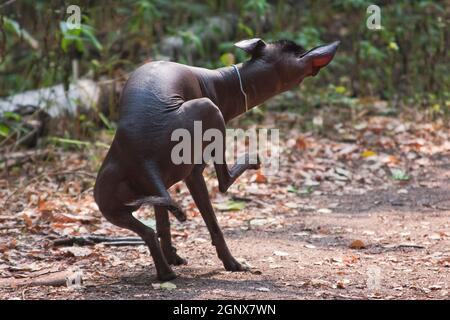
1,114,449,300
81,189,449,300
1,178,449,300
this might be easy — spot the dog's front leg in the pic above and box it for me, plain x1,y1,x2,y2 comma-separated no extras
214,154,260,193
213,129,260,193
185,166,246,272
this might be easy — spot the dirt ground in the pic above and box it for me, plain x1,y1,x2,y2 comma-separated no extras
0,112,449,300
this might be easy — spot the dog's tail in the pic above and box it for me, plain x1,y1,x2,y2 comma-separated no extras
127,196,175,208
126,196,186,222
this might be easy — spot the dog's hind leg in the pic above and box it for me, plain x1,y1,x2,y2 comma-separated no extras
101,206,176,281
127,161,186,222
155,205,187,265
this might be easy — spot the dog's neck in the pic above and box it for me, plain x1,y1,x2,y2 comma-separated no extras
195,61,283,122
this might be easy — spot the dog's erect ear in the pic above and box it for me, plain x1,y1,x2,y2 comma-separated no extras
302,41,340,68
299,41,340,76
234,38,266,55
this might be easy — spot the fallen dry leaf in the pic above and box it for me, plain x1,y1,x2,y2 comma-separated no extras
361,150,377,158
254,172,267,184
349,240,366,249
335,279,350,289
60,247,93,257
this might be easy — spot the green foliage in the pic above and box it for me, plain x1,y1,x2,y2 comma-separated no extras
3,111,22,122
243,0,270,17
0,0,448,113
0,123,10,137
2,17,38,49
215,200,246,211
60,22,103,53
391,169,410,181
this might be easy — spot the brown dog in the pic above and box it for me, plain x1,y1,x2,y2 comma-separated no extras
94,38,339,280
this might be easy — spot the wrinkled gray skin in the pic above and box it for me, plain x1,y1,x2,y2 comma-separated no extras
94,38,339,280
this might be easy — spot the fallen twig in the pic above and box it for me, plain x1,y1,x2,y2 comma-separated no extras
0,270,81,288
382,243,425,250
53,235,143,247
231,195,267,207
396,244,425,249
422,198,450,211
103,241,145,246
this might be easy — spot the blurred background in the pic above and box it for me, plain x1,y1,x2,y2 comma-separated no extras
1,2,450,300
0,0,448,153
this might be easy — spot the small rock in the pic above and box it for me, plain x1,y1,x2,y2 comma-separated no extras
336,281,346,289
250,218,269,226
284,202,298,209
151,283,161,290
293,231,310,237
429,233,441,241
273,250,289,257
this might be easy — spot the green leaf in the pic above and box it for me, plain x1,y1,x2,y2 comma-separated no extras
287,185,298,193
160,282,177,290
94,141,111,149
3,111,21,121
300,186,314,194
80,26,103,51
47,136,91,147
0,123,10,137
237,22,254,37
98,112,114,130
2,17,39,49
215,200,246,211
220,53,235,66
178,31,203,56
391,169,410,181
59,21,102,52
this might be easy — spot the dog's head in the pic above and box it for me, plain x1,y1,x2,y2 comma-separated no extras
234,38,340,89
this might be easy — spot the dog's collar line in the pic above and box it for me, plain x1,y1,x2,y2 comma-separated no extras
231,64,248,112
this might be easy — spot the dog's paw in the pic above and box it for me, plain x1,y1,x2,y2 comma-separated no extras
167,253,188,266
169,204,187,222
223,258,248,272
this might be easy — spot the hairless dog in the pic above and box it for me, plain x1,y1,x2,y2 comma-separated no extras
94,38,339,280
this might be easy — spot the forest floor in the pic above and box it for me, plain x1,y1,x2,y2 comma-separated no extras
1,107,449,300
